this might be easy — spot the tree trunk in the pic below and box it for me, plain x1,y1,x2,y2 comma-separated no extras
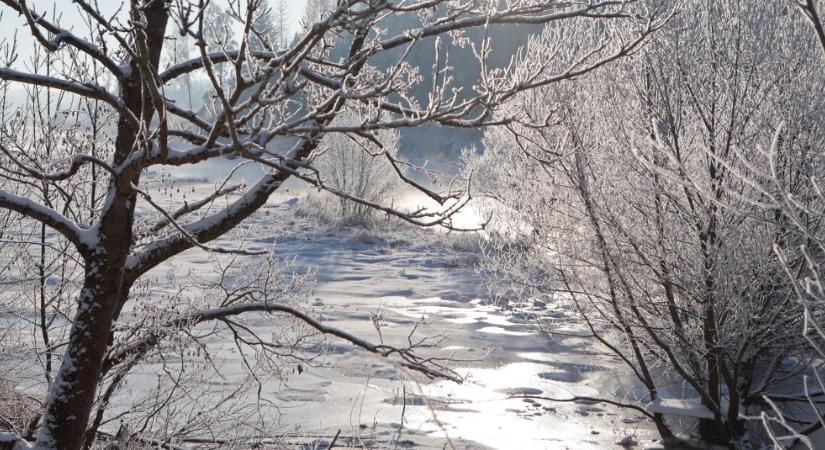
32,3,169,448
33,265,122,450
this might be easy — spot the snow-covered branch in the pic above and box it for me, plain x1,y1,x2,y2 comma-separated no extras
0,190,93,254
0,68,127,115
0,0,125,77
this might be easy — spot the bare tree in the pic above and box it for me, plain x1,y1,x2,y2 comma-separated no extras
731,1,825,447
472,0,825,446
302,110,403,225
250,0,289,52
0,1,663,449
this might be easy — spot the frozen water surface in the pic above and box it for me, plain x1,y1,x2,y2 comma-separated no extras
11,185,665,449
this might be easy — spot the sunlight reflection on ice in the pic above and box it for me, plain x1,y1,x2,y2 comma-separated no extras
404,362,618,449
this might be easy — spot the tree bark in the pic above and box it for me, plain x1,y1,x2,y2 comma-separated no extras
33,3,170,449
34,265,122,450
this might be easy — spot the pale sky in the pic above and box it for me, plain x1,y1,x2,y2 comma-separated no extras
0,0,307,62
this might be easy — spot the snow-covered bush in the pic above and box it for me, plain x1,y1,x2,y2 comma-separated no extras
300,112,403,227
0,379,37,436
473,2,825,446
738,3,825,447
749,128,825,450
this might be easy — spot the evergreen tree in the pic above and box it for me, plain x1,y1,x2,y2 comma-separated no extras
250,0,289,51
203,2,237,88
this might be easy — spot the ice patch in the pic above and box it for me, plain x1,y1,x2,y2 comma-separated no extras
478,326,535,336
647,397,745,420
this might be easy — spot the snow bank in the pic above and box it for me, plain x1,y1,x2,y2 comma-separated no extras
0,433,32,450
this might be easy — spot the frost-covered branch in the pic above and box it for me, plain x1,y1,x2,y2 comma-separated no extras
144,183,244,236
0,190,92,254
0,0,125,77
103,301,460,382
793,0,825,57
0,68,127,115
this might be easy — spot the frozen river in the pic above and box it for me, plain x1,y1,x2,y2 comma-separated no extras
119,191,662,449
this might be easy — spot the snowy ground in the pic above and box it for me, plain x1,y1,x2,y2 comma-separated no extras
4,173,747,449
113,182,668,450
1,168,821,449
7,174,821,448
